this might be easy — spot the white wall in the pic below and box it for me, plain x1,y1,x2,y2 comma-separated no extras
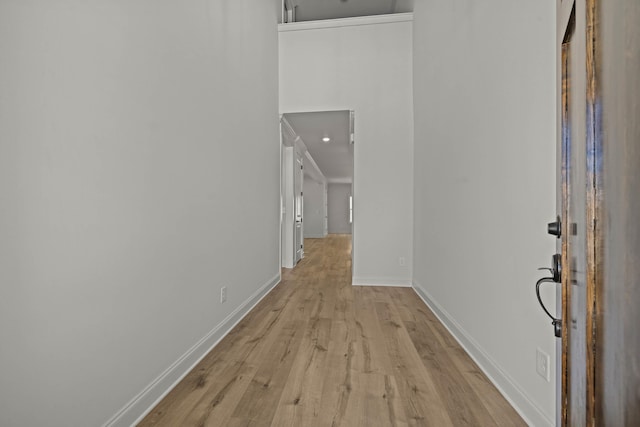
328,183,352,234
303,178,327,238
394,0,415,13
0,1,281,426
412,1,557,426
279,14,414,287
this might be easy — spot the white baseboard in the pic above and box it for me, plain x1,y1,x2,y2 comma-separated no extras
412,280,554,427
352,277,412,287
103,273,282,427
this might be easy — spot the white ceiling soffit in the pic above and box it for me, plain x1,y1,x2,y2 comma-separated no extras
290,0,413,22
283,110,354,183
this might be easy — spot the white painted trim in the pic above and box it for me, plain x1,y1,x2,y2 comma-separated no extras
282,147,296,269
281,116,297,147
411,281,554,427
103,273,282,427
327,177,353,184
278,13,413,33
294,136,308,155
280,108,353,115
352,277,412,287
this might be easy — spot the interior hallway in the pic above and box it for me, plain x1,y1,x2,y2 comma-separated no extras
140,235,525,426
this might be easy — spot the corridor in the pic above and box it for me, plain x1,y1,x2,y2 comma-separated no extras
140,235,524,426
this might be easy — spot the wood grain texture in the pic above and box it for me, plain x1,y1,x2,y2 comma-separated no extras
557,0,640,424
593,0,640,424
585,0,599,423
558,1,594,424
139,235,524,427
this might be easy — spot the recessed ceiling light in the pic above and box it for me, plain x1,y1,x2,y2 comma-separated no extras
322,137,331,142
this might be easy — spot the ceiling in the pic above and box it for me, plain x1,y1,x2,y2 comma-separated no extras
284,111,353,183
288,0,413,22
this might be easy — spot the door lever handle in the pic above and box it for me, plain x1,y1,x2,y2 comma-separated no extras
538,254,562,283
536,276,562,337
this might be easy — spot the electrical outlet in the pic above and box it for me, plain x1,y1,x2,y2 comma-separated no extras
536,348,551,382
220,286,227,304
399,257,406,266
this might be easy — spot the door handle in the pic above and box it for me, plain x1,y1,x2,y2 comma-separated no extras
536,254,562,337
538,253,562,283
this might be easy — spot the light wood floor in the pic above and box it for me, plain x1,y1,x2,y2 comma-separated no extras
139,235,525,426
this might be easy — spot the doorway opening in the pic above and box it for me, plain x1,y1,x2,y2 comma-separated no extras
279,110,355,271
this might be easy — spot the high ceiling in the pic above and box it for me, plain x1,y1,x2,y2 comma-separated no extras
288,0,413,22
284,111,353,183
281,1,414,183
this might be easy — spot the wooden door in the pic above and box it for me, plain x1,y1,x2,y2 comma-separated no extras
558,0,594,424
593,0,640,424
558,0,640,424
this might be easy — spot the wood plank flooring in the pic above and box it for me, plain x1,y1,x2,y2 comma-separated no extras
139,235,525,426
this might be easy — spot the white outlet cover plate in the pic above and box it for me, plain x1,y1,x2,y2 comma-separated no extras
536,347,551,382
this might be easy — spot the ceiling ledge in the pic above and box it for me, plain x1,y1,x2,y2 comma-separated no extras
278,12,413,32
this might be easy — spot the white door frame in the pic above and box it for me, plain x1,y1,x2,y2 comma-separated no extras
280,116,296,268
294,150,304,263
